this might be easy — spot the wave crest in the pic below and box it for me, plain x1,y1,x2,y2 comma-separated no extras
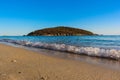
0,39,120,60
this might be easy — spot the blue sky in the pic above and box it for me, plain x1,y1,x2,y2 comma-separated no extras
0,0,120,35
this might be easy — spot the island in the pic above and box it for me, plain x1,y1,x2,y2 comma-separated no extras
27,26,95,36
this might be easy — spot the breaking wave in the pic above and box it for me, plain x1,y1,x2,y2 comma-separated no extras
1,39,120,60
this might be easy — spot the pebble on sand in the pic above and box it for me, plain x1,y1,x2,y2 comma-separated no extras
11,60,17,63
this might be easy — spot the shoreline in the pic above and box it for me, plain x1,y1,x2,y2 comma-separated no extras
2,42,120,71
0,44,120,80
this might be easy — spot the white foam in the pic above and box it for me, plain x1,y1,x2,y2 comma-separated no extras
1,39,120,60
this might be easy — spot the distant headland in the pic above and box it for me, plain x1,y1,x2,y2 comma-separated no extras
27,26,95,36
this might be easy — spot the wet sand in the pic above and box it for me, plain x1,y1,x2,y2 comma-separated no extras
0,44,120,80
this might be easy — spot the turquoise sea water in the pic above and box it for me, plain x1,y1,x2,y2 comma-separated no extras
0,35,120,59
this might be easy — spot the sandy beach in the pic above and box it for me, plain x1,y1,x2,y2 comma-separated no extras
0,44,120,80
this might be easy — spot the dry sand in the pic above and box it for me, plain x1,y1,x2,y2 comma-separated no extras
0,44,120,80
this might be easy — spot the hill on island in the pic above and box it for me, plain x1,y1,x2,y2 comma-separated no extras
27,26,95,36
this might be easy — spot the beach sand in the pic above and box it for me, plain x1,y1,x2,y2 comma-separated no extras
0,44,120,80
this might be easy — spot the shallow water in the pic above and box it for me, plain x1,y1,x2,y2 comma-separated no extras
0,35,120,59
1,35,120,49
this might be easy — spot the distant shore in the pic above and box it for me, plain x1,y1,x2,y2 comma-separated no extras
0,44,120,80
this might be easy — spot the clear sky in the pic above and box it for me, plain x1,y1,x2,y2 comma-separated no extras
0,0,120,35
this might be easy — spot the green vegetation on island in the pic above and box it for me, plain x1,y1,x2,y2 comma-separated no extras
27,26,95,36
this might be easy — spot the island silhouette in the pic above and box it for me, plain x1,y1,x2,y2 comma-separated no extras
27,26,95,36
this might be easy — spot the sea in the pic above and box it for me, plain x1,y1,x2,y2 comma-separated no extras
0,35,120,70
